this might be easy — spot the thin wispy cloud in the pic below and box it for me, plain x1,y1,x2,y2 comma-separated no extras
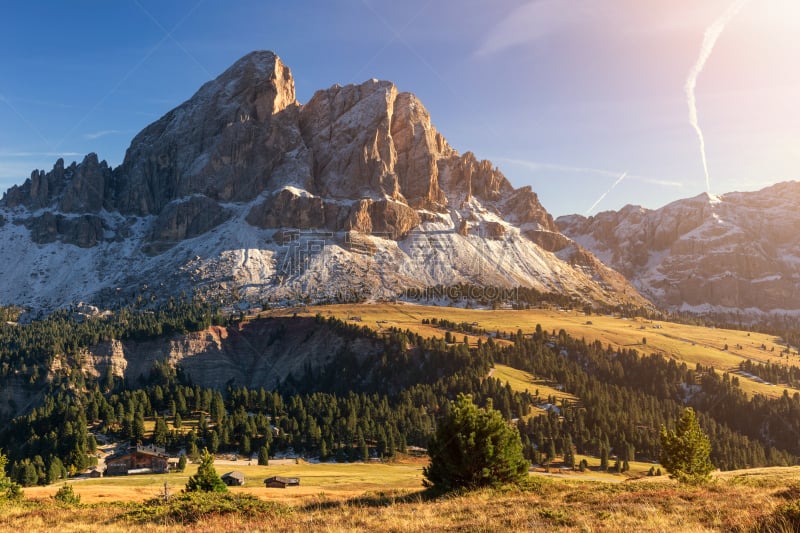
8,97,75,109
494,157,683,189
0,151,82,158
83,129,124,140
475,1,593,58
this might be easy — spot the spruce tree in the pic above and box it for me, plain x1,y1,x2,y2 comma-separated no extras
185,448,227,492
258,445,269,466
660,408,714,485
0,451,22,500
423,394,528,491
177,454,187,472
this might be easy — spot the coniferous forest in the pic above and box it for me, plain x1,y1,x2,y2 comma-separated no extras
1,303,800,487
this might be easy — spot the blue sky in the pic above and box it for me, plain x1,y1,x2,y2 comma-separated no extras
1,0,798,217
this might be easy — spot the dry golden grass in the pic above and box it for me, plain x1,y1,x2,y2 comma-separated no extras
22,459,428,506
492,364,578,402
265,303,800,399
6,467,800,532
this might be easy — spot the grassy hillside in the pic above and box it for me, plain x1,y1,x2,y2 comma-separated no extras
491,364,577,404
265,303,800,399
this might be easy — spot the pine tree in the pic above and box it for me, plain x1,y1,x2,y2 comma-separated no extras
562,435,575,469
0,451,23,500
660,408,714,485
258,446,269,466
185,448,227,492
423,394,528,491
546,439,557,468
177,454,187,472
153,417,168,447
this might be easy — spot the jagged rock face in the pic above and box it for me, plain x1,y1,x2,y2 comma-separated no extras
298,79,451,208
3,155,112,212
0,50,648,310
23,212,107,248
245,191,420,239
145,196,232,254
503,186,558,232
113,51,301,215
557,183,800,313
445,152,510,203
246,189,327,230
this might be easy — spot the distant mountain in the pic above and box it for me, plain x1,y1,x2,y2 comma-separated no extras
557,182,800,315
0,51,646,311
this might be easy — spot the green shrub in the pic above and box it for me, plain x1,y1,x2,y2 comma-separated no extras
54,484,80,505
126,492,291,524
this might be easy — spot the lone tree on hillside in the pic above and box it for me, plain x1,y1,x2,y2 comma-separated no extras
660,408,714,485
185,448,227,493
424,394,529,491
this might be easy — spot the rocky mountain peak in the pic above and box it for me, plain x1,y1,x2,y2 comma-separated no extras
0,51,649,311
210,50,296,118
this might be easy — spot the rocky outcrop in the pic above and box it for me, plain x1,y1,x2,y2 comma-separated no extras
59,154,111,213
524,229,571,252
557,183,800,313
246,190,420,239
298,79,451,208
482,221,506,240
82,317,380,390
504,186,558,231
145,196,232,254
445,152,511,203
2,155,112,212
23,212,107,248
246,189,327,230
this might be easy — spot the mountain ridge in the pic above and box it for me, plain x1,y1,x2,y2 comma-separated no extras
0,51,646,311
557,181,800,314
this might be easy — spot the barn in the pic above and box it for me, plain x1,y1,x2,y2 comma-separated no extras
221,471,246,486
264,476,300,488
105,445,170,476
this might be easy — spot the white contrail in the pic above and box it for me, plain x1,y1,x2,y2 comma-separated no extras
586,171,627,215
686,0,750,193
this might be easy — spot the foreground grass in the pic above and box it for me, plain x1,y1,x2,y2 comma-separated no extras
4,468,800,532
